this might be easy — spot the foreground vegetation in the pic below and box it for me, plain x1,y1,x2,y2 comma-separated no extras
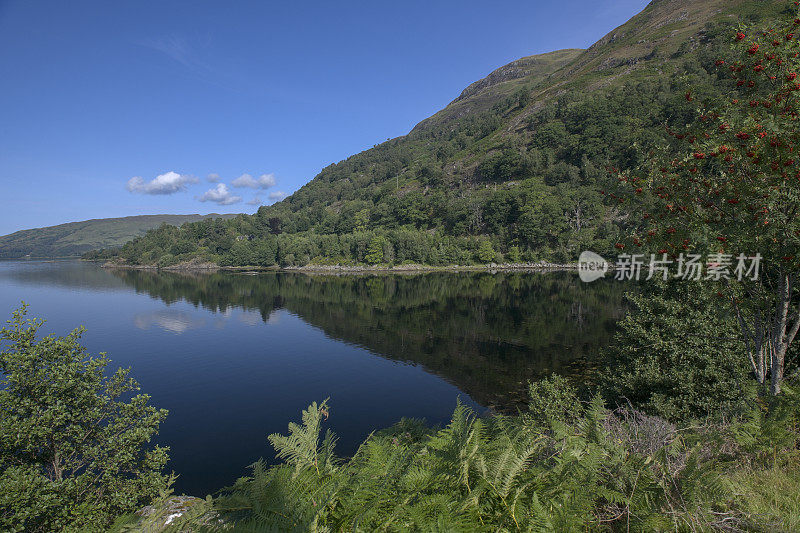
164,383,799,532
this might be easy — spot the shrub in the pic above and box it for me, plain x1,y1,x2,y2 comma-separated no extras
602,281,750,421
0,305,169,532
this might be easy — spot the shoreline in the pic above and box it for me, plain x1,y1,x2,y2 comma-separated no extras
99,260,579,274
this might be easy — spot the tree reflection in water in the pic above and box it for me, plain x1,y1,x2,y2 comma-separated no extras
110,269,627,410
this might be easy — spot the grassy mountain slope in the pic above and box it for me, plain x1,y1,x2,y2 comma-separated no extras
412,48,584,131
100,0,789,268
0,214,238,259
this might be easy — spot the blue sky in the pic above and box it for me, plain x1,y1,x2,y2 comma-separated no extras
0,0,650,235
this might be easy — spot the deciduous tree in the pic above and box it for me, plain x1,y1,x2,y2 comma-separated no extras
0,305,169,532
615,4,800,394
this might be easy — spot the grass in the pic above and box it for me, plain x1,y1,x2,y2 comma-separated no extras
725,455,800,532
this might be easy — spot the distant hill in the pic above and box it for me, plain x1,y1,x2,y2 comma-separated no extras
0,214,240,258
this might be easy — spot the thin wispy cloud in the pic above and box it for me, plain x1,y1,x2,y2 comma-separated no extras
246,196,262,206
142,35,212,72
199,183,241,205
206,173,221,183
150,35,190,63
126,171,198,195
231,173,277,189
139,34,237,92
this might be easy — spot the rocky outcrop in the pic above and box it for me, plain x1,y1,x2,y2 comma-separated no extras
453,49,583,103
124,496,220,532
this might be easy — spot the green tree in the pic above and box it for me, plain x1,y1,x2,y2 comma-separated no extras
364,236,386,264
353,208,370,232
616,7,800,394
0,305,169,532
476,240,496,263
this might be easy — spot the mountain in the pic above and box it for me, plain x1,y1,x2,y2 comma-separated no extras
413,48,584,131
414,0,772,133
0,214,239,259
99,0,787,268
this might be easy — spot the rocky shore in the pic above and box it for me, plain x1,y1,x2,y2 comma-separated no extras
101,260,578,274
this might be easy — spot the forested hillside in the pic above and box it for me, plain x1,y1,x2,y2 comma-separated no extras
95,0,789,268
0,214,237,259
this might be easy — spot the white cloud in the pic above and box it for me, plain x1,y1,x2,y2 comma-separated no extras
126,171,198,195
232,173,276,189
258,173,277,188
199,183,242,205
231,174,257,188
207,173,221,182
268,191,287,201
246,196,262,206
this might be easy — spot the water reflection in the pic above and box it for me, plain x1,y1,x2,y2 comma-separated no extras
0,261,628,410
0,259,128,291
134,310,206,334
108,268,627,409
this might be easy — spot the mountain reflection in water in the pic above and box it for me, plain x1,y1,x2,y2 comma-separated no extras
110,267,627,410
0,260,627,494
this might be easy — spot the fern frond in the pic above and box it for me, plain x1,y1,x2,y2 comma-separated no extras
267,399,338,476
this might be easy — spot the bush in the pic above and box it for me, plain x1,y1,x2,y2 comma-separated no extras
156,253,177,268
601,281,750,421
527,374,582,426
0,305,169,532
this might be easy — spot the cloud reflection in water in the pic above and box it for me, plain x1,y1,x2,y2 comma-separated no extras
134,310,206,334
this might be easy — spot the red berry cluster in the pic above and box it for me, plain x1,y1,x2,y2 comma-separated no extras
608,5,800,266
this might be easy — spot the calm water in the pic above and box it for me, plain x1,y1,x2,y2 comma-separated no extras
0,260,626,495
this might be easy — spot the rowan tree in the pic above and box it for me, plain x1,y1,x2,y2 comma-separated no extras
615,2,800,395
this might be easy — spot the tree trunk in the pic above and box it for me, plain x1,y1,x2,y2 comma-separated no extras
770,346,785,395
757,343,767,385
735,299,767,384
767,272,797,395
734,271,798,395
